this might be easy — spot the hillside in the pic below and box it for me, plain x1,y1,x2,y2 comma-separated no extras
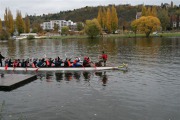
28,4,141,28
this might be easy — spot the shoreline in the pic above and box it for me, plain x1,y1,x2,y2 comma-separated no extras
44,32,180,39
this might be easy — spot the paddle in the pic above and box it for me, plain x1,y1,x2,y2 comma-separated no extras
118,63,128,69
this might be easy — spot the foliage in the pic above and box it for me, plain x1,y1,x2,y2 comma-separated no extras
175,9,180,29
0,29,10,40
77,22,84,31
27,35,35,40
85,18,102,38
4,8,14,36
157,8,170,31
53,23,59,33
111,5,119,33
131,16,161,37
97,7,103,28
24,15,30,33
106,8,112,33
131,19,139,36
16,10,25,35
141,6,157,17
61,26,69,35
32,22,43,33
0,19,2,31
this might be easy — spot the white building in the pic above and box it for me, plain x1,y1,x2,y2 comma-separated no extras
40,20,76,31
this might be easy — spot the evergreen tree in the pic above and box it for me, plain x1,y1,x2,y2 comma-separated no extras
106,8,112,33
16,10,25,34
111,5,118,33
175,9,180,29
77,22,84,31
4,8,14,36
24,14,30,33
158,8,170,31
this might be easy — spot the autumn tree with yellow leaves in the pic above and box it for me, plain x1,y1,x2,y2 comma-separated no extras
131,19,139,37
4,8,14,36
111,6,118,33
131,16,161,37
97,5,118,33
24,14,30,33
141,6,157,17
16,10,25,35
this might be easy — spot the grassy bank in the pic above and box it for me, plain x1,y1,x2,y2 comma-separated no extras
45,35,88,40
42,32,180,40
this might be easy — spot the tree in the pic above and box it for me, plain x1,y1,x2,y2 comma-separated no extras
141,6,147,16
132,16,161,37
4,8,14,36
175,9,180,29
97,7,107,30
102,7,107,29
32,22,43,33
131,19,139,37
16,10,25,34
0,29,10,40
85,18,102,38
151,6,157,17
77,22,84,31
97,7,103,28
142,6,157,17
111,5,118,33
53,23,59,33
158,8,170,31
61,26,69,35
0,19,2,31
106,8,111,33
24,14,30,33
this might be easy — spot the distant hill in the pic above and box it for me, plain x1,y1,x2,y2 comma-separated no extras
28,4,143,29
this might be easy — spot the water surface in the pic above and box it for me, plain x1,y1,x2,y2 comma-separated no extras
0,37,180,120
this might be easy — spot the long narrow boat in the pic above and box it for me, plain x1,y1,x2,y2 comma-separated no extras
0,64,128,72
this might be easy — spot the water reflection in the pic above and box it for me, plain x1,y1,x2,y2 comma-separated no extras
95,71,108,86
37,71,109,86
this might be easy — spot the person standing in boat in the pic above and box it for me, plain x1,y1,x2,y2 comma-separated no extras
99,51,108,66
0,52,5,67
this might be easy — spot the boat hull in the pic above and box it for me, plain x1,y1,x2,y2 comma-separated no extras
0,66,122,72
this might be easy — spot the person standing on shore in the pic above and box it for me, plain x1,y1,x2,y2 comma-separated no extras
0,52,5,67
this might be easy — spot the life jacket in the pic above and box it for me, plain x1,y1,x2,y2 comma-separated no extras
67,60,72,67
102,54,108,60
5,64,8,70
73,60,77,64
32,63,35,68
46,60,50,66
13,61,18,67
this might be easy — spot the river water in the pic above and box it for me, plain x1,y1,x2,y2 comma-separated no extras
0,37,180,120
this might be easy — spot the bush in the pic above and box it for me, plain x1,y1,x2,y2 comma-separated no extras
85,19,102,38
0,29,10,40
27,35,35,40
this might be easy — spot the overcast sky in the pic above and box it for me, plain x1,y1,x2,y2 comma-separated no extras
0,0,179,20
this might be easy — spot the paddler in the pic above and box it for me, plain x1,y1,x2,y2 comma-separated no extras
99,51,108,66
0,52,5,67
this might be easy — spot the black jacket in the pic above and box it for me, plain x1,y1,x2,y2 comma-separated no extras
0,54,5,61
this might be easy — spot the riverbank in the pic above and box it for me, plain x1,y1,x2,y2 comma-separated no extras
44,32,180,40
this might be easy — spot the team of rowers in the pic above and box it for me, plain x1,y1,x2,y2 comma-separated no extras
0,51,108,68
